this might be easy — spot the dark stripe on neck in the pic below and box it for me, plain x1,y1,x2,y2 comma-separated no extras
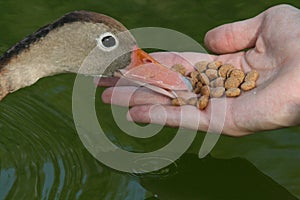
0,11,125,69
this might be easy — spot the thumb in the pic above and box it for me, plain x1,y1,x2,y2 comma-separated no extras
204,13,263,54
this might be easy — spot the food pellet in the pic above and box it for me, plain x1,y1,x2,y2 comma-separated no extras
225,88,241,97
195,61,208,72
171,97,186,106
228,69,245,83
210,77,224,87
201,85,210,96
207,61,222,70
190,71,200,79
197,95,209,110
245,70,259,82
210,87,225,98
194,82,203,94
241,80,256,91
189,77,198,88
226,68,234,78
224,77,241,89
198,73,210,85
218,64,235,78
205,69,218,80
170,60,259,110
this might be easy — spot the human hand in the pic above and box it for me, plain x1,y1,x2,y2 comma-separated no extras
99,4,300,136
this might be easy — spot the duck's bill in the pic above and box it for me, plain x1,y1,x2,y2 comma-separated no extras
116,48,192,98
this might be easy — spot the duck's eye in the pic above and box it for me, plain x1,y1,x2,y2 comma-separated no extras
96,32,119,51
101,36,116,47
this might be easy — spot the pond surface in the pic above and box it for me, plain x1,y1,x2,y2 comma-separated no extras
0,0,300,199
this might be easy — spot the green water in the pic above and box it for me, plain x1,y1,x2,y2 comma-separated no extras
1,0,300,199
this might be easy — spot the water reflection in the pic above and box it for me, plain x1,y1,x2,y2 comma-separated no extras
0,75,148,199
141,154,297,200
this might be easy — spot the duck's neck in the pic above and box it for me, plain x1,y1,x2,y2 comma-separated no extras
0,53,64,98
0,22,98,100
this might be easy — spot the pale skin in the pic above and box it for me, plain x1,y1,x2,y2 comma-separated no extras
99,4,300,136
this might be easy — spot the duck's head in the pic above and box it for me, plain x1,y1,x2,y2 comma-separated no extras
0,11,157,99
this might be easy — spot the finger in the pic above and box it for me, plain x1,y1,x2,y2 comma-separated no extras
127,105,209,131
204,13,263,53
95,76,143,87
101,86,171,106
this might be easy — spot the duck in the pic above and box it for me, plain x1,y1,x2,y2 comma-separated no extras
0,10,159,100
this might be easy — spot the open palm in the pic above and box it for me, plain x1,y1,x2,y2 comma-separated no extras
100,4,300,136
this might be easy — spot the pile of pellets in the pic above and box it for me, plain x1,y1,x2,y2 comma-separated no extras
171,61,259,110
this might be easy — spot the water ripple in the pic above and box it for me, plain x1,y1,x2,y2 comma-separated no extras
0,75,147,199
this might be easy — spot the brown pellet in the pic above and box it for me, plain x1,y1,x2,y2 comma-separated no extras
218,64,235,78
207,61,222,70
210,77,224,87
224,77,241,89
190,71,200,79
228,69,245,83
171,97,186,106
210,87,225,98
226,68,235,78
198,73,210,85
188,77,198,88
201,85,210,96
205,69,219,80
241,80,256,91
197,95,209,110
170,61,259,110
194,82,203,94
194,61,208,72
245,70,259,82
225,88,241,97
